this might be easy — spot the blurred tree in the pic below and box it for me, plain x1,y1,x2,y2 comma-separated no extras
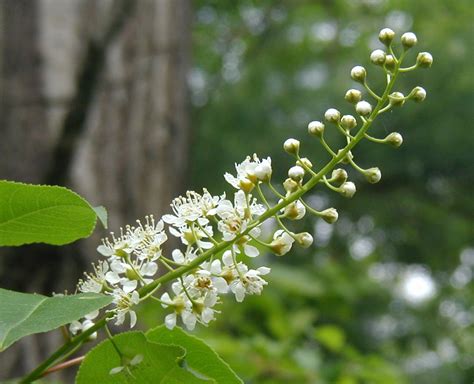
0,0,190,379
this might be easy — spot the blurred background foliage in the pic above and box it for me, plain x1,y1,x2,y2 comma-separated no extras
142,0,473,383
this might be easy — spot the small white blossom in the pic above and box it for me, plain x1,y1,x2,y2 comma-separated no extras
224,154,271,189
270,230,294,256
111,289,140,328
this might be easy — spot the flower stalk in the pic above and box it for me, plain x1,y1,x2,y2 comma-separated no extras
20,28,431,383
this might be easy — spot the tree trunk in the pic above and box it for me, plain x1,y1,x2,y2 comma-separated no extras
0,0,191,379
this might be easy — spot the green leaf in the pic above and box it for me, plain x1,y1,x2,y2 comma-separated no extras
314,325,346,353
147,325,242,384
92,206,108,229
0,288,112,351
0,180,97,246
76,331,211,383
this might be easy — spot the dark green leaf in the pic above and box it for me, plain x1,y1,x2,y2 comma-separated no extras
76,331,211,383
0,180,97,246
0,288,112,351
147,325,242,384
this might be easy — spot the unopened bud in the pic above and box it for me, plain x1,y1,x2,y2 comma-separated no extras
370,49,386,66
345,89,362,104
308,120,325,137
340,114,357,130
320,208,339,224
339,181,356,198
389,92,405,106
410,86,426,102
297,157,313,169
337,149,354,164
282,200,306,220
355,100,372,116
364,167,382,184
294,232,313,248
255,161,272,182
416,52,433,68
283,138,300,155
385,132,403,148
378,28,395,45
288,165,305,181
384,54,396,71
283,178,299,193
351,66,366,82
401,32,417,49
331,168,348,183
324,108,341,123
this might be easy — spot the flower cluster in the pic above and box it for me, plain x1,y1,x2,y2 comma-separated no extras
71,27,431,337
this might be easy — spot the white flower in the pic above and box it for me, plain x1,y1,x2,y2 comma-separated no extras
254,158,272,182
69,310,99,336
78,261,110,293
224,154,272,189
229,264,271,302
171,248,198,265
110,289,140,328
270,230,294,256
169,220,214,249
160,284,220,331
216,190,265,241
162,190,224,228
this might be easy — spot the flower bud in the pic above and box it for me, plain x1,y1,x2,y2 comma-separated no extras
401,32,417,49
308,120,325,137
345,89,362,104
283,178,299,193
283,138,300,155
379,28,395,45
389,92,405,107
416,52,433,68
385,132,403,148
384,54,396,71
410,86,426,102
324,108,341,123
355,100,372,116
337,149,354,164
282,200,306,220
339,181,356,198
255,160,272,182
340,114,357,130
320,208,339,224
364,167,382,184
270,230,294,256
294,232,313,248
370,49,386,66
297,157,313,169
351,66,366,82
239,178,255,193
288,165,305,181
331,168,348,183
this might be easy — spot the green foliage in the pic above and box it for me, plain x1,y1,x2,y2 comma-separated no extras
147,325,242,384
314,325,346,353
92,206,108,229
76,331,211,383
0,288,112,351
0,181,99,246
189,1,473,383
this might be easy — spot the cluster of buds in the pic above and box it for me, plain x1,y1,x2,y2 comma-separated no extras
70,27,431,336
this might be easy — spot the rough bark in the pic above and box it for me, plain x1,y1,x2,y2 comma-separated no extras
0,0,190,378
